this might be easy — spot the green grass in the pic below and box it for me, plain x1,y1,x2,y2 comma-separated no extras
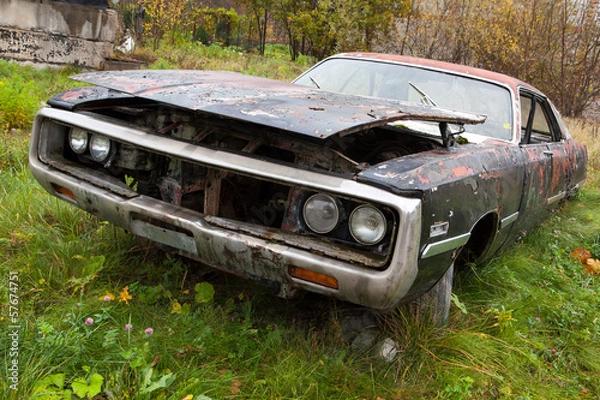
145,42,313,81
1,49,600,399
0,62,79,130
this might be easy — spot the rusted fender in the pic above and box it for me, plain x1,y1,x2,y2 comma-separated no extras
356,143,522,194
356,142,525,242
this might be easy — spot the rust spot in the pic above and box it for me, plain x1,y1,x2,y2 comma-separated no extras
449,165,473,177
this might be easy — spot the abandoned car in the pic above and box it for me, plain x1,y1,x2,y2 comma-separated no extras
29,53,587,321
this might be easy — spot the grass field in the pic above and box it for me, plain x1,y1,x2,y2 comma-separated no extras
1,46,600,399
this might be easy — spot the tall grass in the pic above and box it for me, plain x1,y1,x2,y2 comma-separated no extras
0,61,79,130
1,49,600,399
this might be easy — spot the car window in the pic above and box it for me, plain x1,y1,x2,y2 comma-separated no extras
294,58,513,141
520,91,559,144
521,95,532,133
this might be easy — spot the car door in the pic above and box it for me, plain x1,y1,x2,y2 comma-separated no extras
518,90,568,229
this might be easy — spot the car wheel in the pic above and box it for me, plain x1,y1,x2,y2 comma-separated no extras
413,262,454,326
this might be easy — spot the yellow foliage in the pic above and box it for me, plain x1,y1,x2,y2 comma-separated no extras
570,247,600,275
138,0,187,49
585,258,600,275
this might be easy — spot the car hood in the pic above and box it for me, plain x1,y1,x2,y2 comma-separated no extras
55,70,486,139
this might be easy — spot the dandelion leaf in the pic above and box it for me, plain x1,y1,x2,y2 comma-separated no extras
195,282,215,304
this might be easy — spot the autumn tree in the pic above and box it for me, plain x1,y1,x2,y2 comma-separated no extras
238,0,275,54
333,0,410,52
274,0,338,60
525,0,600,116
139,0,187,50
392,0,600,117
188,6,241,46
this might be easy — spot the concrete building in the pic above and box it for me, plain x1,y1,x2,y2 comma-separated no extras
0,0,118,69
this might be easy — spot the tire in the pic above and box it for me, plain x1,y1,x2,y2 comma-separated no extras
413,262,454,326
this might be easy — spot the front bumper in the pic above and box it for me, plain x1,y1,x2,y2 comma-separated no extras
30,108,423,310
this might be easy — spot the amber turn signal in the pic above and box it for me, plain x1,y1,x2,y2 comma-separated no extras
288,266,338,289
51,184,76,201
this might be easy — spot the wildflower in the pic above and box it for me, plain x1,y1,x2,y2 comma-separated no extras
100,292,115,302
85,317,94,326
124,323,133,331
551,349,557,355
119,286,132,305
535,317,541,322
144,327,154,335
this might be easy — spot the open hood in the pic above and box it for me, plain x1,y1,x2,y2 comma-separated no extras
53,70,486,139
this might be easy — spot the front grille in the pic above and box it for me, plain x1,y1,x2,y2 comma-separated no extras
40,116,396,268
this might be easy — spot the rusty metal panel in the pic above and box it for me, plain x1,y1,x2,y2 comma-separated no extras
62,70,486,138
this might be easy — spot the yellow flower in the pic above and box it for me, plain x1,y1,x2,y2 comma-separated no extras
119,286,132,305
100,292,115,302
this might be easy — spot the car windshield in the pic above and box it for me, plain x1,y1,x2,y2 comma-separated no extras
294,58,513,140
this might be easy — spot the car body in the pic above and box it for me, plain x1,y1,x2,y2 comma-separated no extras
29,53,587,318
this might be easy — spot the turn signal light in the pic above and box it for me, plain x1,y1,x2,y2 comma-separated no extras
288,266,338,289
51,184,76,201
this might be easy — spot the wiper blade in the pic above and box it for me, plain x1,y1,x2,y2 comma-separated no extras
309,76,321,89
409,82,437,107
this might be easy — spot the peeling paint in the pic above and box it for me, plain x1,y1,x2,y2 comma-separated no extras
0,0,117,68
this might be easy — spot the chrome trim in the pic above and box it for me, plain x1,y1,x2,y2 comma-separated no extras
547,191,566,206
499,211,519,230
421,232,471,259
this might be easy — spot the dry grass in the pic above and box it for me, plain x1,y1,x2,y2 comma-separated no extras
567,117,600,187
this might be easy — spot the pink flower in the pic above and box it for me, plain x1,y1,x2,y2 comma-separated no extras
125,323,133,331
144,327,154,335
535,317,541,322
85,317,94,326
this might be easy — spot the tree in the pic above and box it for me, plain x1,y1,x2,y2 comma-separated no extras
189,7,241,46
391,0,600,118
333,0,410,52
139,0,187,50
238,0,275,54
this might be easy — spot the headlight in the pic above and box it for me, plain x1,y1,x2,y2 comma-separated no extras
303,193,340,234
349,205,387,245
68,128,88,154
89,134,112,162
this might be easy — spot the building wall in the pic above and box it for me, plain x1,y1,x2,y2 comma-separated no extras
0,0,117,68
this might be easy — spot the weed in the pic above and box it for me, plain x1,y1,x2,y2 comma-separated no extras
443,376,474,399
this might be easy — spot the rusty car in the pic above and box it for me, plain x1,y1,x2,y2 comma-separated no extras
29,53,587,323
